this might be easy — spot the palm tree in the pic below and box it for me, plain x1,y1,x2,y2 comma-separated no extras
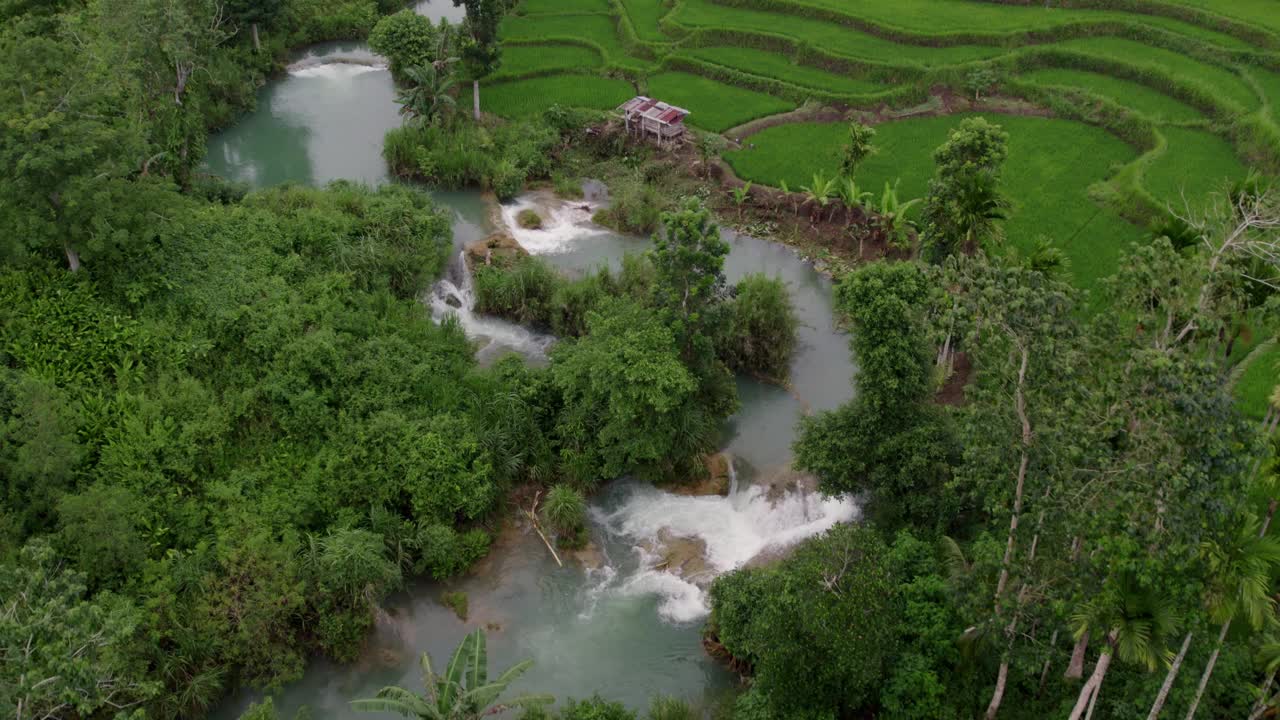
1183,516,1280,719
352,629,552,719
397,64,457,128
1068,580,1179,720
800,170,837,224
876,179,921,252
952,168,1009,253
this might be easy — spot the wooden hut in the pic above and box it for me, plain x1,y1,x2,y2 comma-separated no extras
618,96,690,145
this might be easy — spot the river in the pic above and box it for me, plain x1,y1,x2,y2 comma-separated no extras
207,17,857,718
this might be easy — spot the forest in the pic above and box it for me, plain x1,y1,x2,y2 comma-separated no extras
2,0,1280,718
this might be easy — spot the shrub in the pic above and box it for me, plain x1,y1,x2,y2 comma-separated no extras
416,524,491,578
716,274,797,379
368,10,438,78
553,172,585,199
489,160,528,202
541,484,587,535
594,174,666,234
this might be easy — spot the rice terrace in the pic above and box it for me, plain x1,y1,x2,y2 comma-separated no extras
478,0,1280,410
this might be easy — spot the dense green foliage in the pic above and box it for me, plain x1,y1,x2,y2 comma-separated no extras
709,525,901,715
794,261,956,529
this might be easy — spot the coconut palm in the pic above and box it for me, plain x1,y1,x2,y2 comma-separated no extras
1182,516,1280,719
352,629,552,719
397,64,457,128
1067,580,1179,720
876,179,921,252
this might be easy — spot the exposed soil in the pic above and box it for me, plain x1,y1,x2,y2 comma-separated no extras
464,231,528,268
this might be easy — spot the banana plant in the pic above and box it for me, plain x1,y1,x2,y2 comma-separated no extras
877,179,921,252
730,181,753,220
779,179,799,216
352,629,553,720
800,170,838,224
835,177,873,225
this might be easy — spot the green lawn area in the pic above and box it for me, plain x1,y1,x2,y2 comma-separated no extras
646,72,794,132
493,44,603,79
619,0,671,41
1021,68,1202,122
473,75,635,118
1235,341,1279,419
1144,127,1249,210
1051,37,1259,111
726,114,1144,293
518,0,610,13
668,0,1004,66
501,13,629,59
681,46,887,95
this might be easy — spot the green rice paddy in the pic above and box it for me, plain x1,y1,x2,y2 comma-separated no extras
1020,68,1202,122
679,47,887,96
494,44,603,79
482,0,1278,411
1052,37,1259,111
471,75,635,118
645,72,794,132
1145,127,1249,210
725,114,1144,293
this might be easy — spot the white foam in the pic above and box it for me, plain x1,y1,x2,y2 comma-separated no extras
592,467,858,623
500,193,608,255
425,252,555,361
287,62,386,80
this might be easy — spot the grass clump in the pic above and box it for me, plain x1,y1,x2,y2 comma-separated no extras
542,484,589,549
553,173,584,199
441,590,469,620
517,208,544,229
593,174,668,234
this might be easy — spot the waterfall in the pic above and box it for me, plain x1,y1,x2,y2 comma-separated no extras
590,478,858,623
500,191,607,255
426,251,554,362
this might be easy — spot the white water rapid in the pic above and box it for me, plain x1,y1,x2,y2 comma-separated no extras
426,251,554,363
500,191,611,255
590,461,859,624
